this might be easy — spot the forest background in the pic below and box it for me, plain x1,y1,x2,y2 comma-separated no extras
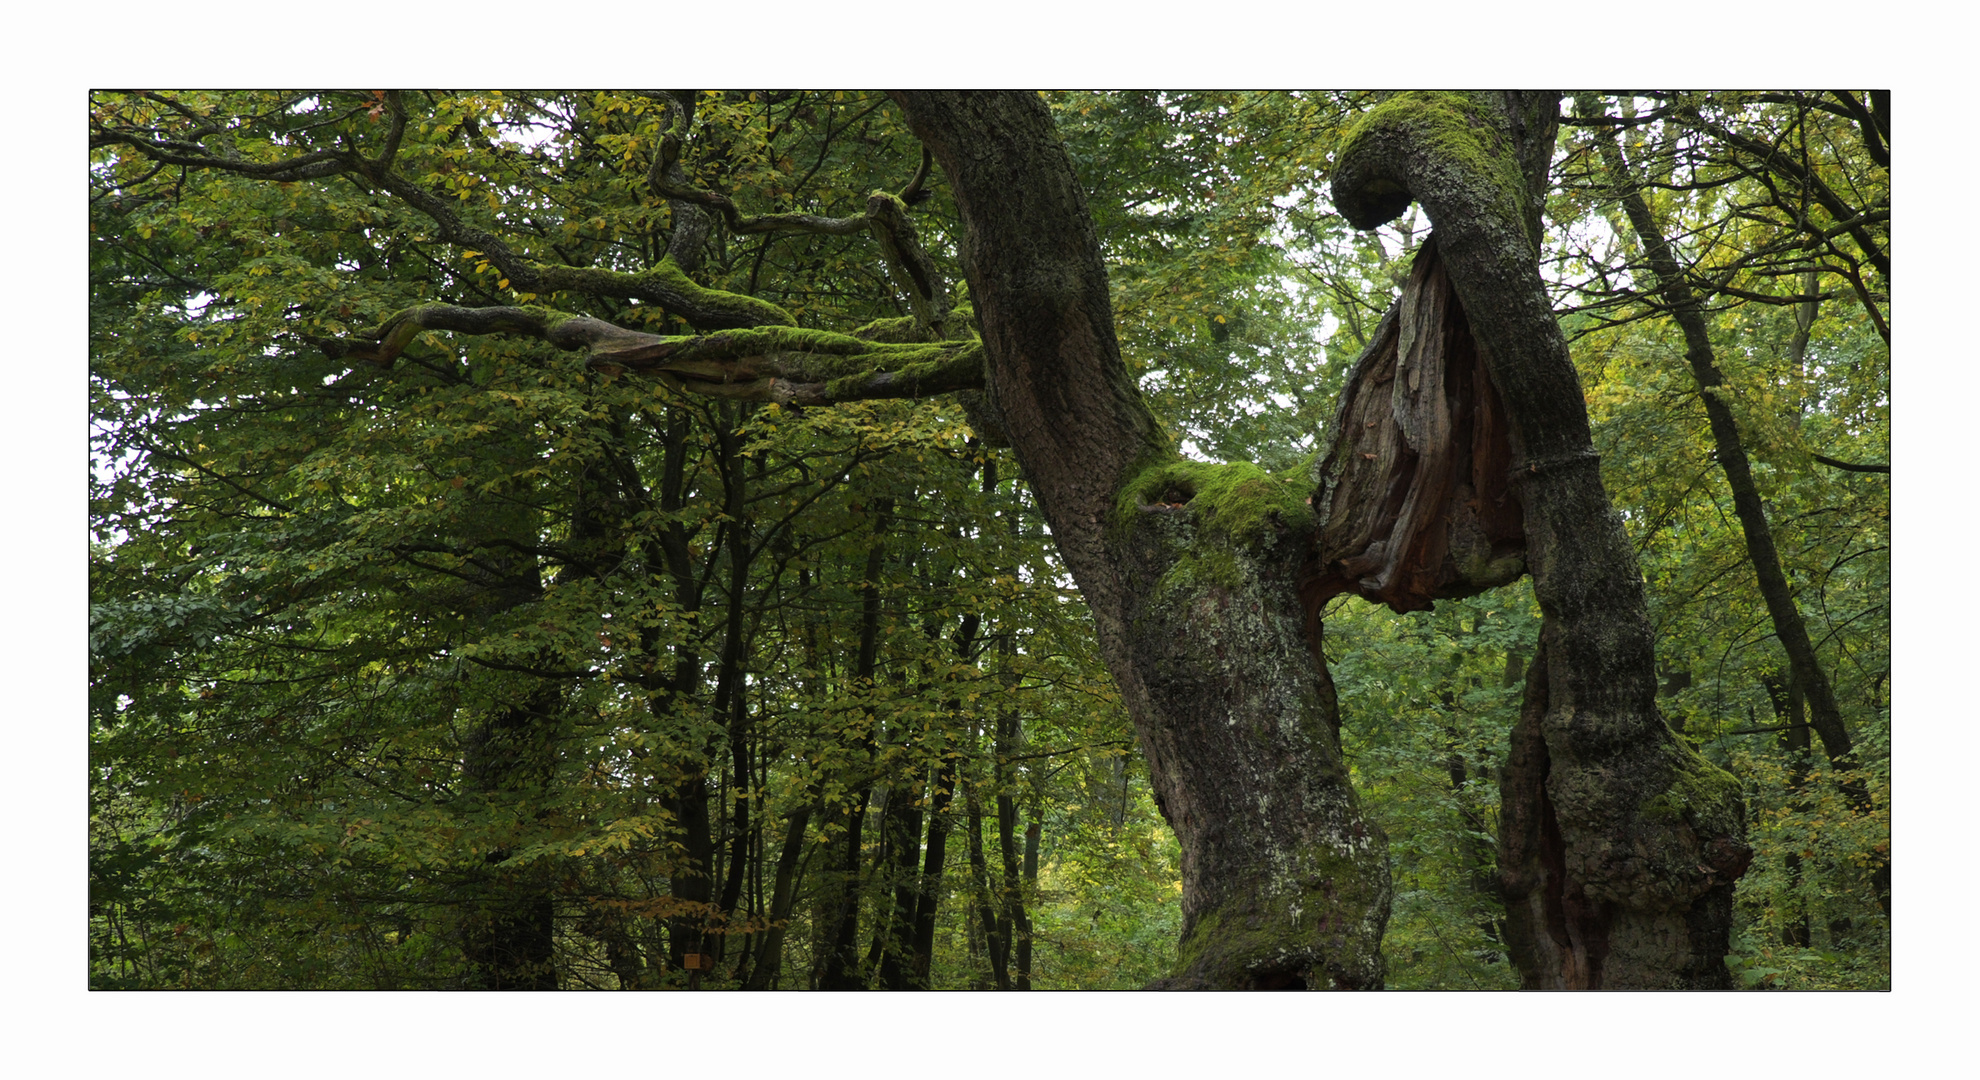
46,21,1964,1062
88,86,1892,994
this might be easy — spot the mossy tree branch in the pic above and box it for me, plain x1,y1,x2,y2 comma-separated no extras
327,304,983,407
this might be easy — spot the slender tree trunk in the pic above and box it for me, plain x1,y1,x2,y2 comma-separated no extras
1765,672,1814,947
1016,815,1041,988
642,407,717,980
965,779,1010,990
907,746,958,988
455,447,613,990
1580,96,1887,918
742,803,813,990
871,769,925,988
459,685,562,990
711,410,756,965
816,500,892,989
905,611,977,988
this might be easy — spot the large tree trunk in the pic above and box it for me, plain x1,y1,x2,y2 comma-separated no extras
1333,92,1751,987
896,92,1390,989
454,450,581,991
458,683,562,990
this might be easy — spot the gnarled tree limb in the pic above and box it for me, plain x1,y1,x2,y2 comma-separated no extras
328,304,984,407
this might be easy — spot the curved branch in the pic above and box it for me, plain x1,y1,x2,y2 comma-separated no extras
647,172,867,237
865,191,951,334
898,146,934,203
1826,90,1890,169
89,126,353,182
648,93,713,272
1334,92,1750,987
1812,453,1889,474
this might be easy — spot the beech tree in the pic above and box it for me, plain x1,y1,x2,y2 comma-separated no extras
93,90,1783,989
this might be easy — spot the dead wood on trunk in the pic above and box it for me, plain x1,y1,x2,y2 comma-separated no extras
1305,235,1526,617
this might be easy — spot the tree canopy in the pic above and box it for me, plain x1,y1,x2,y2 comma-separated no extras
89,90,1888,991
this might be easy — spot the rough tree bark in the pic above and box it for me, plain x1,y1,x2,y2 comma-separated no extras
1331,92,1751,988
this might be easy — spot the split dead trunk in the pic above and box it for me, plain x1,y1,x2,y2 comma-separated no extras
1334,92,1751,988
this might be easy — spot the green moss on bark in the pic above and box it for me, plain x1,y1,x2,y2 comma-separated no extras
1112,456,1316,597
533,256,797,328
1113,457,1315,543
1336,91,1537,249
1643,735,1744,834
1170,832,1388,988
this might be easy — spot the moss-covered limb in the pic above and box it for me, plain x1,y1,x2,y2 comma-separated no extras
524,257,797,329
866,190,951,334
1332,91,1539,250
852,302,977,345
645,93,714,273
662,341,986,407
337,303,986,405
339,304,586,366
